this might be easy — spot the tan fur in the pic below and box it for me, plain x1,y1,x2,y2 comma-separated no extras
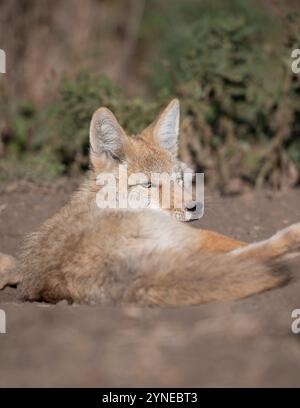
0,253,18,289
0,99,299,306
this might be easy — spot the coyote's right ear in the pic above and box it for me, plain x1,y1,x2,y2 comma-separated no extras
152,98,180,157
89,107,127,164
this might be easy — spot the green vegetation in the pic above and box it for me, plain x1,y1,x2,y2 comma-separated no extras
0,74,160,182
146,1,300,190
1,1,300,190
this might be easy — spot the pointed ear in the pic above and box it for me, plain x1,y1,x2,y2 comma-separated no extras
89,107,127,163
152,99,180,156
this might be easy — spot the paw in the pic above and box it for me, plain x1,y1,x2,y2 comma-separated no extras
0,253,18,290
272,222,300,254
0,272,20,290
0,253,15,273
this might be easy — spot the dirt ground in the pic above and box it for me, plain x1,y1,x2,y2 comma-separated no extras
0,181,299,387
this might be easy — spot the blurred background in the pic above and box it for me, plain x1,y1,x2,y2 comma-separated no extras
0,0,300,193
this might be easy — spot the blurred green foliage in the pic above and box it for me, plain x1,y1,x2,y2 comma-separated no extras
0,74,158,182
146,0,300,190
1,0,300,190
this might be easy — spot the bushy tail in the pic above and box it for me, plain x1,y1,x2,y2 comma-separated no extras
124,249,290,306
0,253,18,290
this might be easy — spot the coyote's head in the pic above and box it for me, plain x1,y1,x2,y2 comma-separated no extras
89,99,203,222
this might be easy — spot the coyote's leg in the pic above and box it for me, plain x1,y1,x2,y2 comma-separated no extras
197,223,300,262
228,223,300,261
197,230,247,253
0,253,19,290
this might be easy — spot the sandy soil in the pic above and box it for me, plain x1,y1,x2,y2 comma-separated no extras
0,181,299,387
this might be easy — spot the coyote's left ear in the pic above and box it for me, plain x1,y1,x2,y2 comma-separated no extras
89,107,127,165
153,98,180,156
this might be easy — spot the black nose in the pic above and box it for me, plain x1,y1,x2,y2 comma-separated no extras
186,201,197,212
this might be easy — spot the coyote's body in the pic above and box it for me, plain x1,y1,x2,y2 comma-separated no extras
0,99,299,305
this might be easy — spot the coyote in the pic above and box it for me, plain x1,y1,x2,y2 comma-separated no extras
0,99,299,305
